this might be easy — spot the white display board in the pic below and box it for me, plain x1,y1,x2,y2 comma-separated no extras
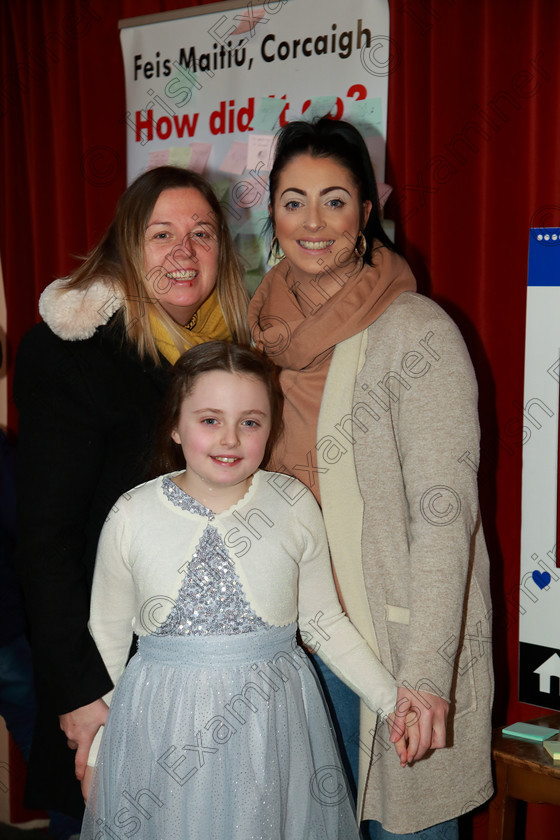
120,0,391,289
519,227,560,709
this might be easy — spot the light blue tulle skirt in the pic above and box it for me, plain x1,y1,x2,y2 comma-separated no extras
80,624,360,840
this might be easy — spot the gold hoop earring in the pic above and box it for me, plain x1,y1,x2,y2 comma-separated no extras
271,235,285,261
354,231,367,259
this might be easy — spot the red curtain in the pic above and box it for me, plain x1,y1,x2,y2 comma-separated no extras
2,1,560,835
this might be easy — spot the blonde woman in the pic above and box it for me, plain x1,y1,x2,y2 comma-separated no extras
14,166,249,821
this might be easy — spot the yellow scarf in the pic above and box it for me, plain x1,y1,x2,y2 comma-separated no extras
149,289,232,364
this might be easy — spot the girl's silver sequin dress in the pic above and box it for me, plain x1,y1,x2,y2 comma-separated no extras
80,479,360,840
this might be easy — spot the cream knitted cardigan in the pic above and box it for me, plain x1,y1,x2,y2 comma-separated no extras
318,292,493,832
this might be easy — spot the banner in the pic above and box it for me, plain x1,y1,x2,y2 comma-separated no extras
519,227,560,709
119,0,391,289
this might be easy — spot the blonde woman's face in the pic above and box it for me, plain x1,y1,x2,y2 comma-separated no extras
143,187,219,326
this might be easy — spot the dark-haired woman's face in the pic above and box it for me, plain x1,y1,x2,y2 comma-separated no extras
271,154,371,291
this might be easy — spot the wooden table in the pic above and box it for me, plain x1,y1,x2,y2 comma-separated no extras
487,713,560,839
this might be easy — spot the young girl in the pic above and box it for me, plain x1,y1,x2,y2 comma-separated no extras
80,341,404,840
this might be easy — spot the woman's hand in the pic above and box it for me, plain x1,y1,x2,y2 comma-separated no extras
388,685,449,763
387,692,419,766
390,727,410,767
59,697,109,780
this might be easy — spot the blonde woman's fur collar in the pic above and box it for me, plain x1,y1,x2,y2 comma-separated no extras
39,277,124,341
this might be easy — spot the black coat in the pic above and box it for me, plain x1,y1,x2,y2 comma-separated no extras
14,315,170,815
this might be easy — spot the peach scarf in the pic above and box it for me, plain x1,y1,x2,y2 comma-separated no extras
249,247,416,501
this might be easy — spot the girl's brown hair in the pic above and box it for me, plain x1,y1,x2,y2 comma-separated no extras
150,341,284,477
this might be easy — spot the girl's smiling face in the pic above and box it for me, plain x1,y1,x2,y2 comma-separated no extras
271,153,371,290
143,187,219,325
171,370,272,508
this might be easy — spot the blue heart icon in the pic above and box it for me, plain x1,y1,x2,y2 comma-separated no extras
532,570,552,589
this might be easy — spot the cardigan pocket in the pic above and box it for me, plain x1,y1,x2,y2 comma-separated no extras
385,603,478,721
385,604,409,625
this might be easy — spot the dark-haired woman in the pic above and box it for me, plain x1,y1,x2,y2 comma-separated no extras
249,118,493,839
14,166,249,820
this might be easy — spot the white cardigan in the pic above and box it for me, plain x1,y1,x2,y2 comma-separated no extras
87,470,397,764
